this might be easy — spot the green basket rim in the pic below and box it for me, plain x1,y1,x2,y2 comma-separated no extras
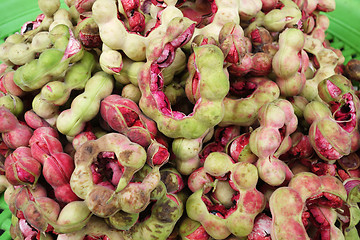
325,14,360,55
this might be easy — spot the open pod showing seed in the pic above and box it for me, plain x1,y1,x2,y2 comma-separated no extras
100,94,158,148
138,16,229,139
7,184,92,235
270,172,347,240
70,133,160,217
220,77,280,127
186,152,265,239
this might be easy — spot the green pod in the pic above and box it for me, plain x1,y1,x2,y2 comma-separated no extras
32,93,59,119
263,0,302,32
7,42,36,66
114,56,144,85
38,0,61,17
172,128,213,175
140,44,229,139
300,34,339,101
308,117,351,163
186,161,265,239
123,192,183,240
272,28,307,97
56,71,113,137
303,100,332,125
220,77,280,127
13,24,83,91
0,94,23,116
55,216,124,240
52,201,92,233
106,211,139,231
0,33,25,66
318,74,353,103
40,51,95,105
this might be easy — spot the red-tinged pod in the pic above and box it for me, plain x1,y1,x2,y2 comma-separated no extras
72,131,97,150
247,213,272,240
188,167,214,194
0,107,33,149
214,125,241,147
147,140,169,167
310,162,337,177
0,71,24,96
308,118,351,163
280,132,314,161
179,217,210,240
29,127,63,164
75,17,102,48
5,147,41,186
160,168,184,194
75,0,97,14
100,94,157,148
24,110,51,129
29,127,79,203
226,132,257,163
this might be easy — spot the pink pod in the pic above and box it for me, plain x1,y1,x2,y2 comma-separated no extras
5,147,41,186
0,107,33,149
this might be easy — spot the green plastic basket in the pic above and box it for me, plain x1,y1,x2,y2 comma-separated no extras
323,0,360,64
0,0,360,239
0,194,11,240
0,0,68,45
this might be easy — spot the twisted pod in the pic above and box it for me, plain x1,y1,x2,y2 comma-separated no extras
138,17,229,139
70,133,160,217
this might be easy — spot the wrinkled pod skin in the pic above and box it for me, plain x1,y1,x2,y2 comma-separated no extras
7,184,92,234
269,172,347,240
100,94,158,148
186,152,265,239
138,17,229,139
121,183,184,240
249,99,297,186
70,133,160,217
218,22,273,78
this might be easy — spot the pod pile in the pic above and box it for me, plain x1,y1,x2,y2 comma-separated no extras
0,0,360,239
